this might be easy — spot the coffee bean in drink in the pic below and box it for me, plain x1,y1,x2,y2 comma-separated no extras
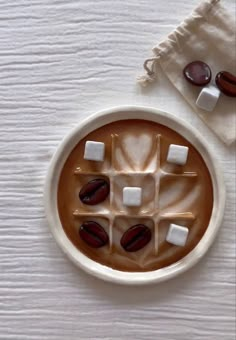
79,221,109,248
79,179,110,205
120,224,152,252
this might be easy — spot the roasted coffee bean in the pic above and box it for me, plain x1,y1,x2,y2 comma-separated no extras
183,61,211,86
215,71,236,97
79,221,109,248
120,224,152,252
79,179,110,205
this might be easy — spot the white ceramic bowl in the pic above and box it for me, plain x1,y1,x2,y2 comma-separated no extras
44,106,225,285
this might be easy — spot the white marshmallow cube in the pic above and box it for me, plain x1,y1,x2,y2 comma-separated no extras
166,223,189,247
196,85,221,112
84,141,105,161
167,144,189,165
123,187,142,207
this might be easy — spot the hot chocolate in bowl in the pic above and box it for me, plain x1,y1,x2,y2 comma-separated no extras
44,107,225,284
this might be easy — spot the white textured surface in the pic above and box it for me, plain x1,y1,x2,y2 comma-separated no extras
0,0,235,339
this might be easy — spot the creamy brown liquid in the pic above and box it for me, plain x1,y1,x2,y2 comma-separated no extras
58,119,213,272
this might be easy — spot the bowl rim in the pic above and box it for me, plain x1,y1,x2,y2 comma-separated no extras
44,105,225,285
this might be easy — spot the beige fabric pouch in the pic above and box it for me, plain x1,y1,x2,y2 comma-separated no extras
138,0,236,145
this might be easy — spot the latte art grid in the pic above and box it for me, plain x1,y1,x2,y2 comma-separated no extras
73,134,197,255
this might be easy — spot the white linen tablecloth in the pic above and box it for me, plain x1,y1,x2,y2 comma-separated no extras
0,0,235,339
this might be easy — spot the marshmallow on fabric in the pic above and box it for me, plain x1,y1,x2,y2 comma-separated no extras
196,85,221,112
84,141,105,162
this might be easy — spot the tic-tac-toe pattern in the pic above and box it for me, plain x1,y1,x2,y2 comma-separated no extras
73,134,197,256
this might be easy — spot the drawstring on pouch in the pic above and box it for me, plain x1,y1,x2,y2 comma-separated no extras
137,56,160,87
